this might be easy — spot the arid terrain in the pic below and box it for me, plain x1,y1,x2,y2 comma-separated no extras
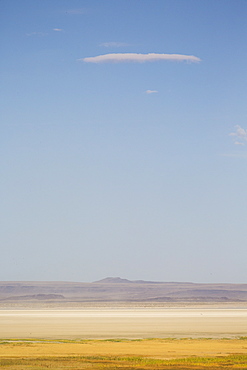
0,305,247,339
1,279,246,369
1,278,247,303
1,278,246,339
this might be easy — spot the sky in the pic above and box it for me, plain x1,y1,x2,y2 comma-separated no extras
1,0,247,283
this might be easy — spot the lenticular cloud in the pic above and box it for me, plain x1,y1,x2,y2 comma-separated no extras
82,53,201,63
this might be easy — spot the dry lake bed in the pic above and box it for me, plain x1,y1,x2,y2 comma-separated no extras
1,305,247,339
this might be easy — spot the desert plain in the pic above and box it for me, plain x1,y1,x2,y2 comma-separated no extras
1,280,247,368
1,303,247,369
0,303,247,339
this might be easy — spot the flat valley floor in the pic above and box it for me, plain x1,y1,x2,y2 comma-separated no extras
1,304,247,369
0,304,247,339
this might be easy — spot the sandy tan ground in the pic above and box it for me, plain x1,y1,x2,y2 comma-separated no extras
0,307,247,339
0,339,247,359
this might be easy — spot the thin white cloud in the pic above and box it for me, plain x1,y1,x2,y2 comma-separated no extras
146,90,158,94
100,42,129,48
53,28,62,32
81,53,201,64
229,125,247,146
236,125,247,138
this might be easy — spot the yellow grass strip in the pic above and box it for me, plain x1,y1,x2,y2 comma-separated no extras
0,338,246,359
0,354,247,370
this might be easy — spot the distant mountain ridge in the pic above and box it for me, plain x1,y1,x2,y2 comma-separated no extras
0,278,246,303
95,277,132,284
94,277,191,284
94,277,164,284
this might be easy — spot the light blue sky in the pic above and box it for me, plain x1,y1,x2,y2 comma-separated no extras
1,0,247,283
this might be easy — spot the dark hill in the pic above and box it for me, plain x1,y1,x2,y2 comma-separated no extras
94,277,133,284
